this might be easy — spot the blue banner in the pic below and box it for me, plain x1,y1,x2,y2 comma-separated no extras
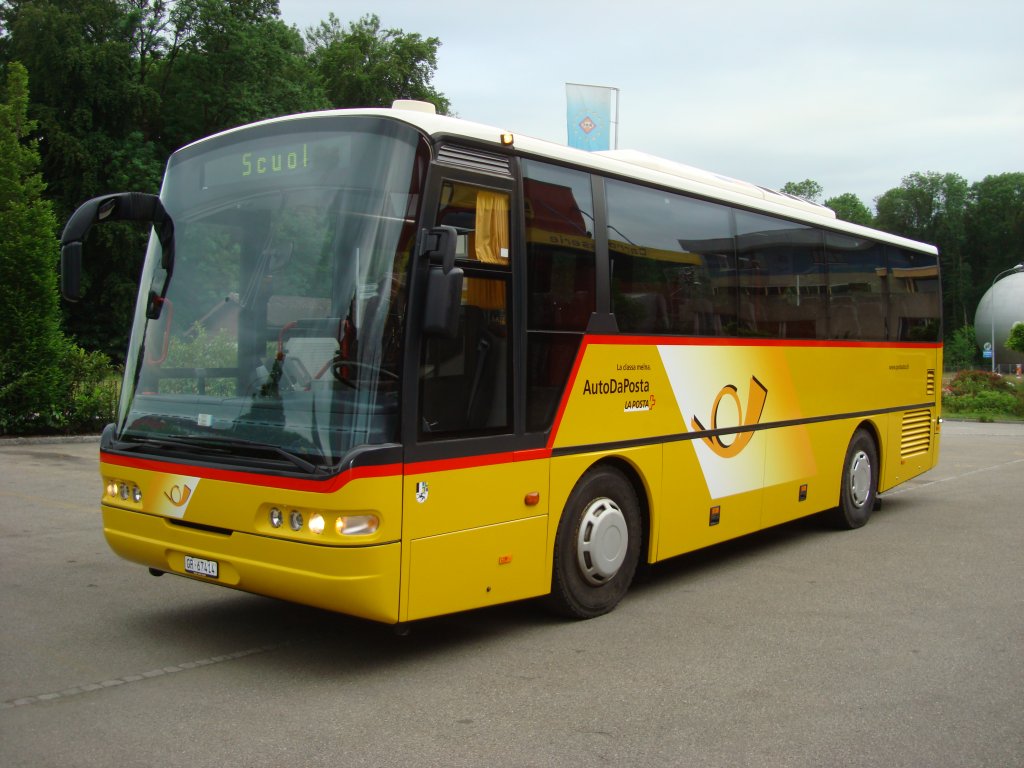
566,83,615,151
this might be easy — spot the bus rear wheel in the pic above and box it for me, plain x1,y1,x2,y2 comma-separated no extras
546,467,642,619
829,428,878,530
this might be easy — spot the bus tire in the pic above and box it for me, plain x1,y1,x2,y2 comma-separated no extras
546,467,642,619
829,428,878,530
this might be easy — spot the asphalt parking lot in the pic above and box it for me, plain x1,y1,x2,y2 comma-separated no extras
1,421,1022,767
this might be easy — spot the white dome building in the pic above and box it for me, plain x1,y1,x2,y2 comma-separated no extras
974,269,1024,371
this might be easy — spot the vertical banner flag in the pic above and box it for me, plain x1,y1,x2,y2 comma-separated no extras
566,83,617,151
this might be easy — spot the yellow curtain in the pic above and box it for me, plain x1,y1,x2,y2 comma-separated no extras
466,190,509,310
474,190,509,264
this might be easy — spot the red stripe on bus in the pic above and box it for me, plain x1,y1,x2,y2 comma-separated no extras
514,448,552,462
100,451,402,493
581,335,941,349
101,448,554,491
405,451,516,475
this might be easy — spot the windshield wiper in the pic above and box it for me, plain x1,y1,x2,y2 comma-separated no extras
117,435,324,474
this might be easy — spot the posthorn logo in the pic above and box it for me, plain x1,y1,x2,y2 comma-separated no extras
691,376,768,458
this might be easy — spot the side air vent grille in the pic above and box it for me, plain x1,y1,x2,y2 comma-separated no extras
901,409,932,461
436,144,512,176
926,369,936,396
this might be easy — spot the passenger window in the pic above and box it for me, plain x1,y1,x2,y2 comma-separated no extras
605,180,736,336
887,247,941,341
826,233,888,341
734,211,826,339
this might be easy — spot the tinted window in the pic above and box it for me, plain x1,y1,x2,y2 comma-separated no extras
605,180,736,335
734,211,826,339
887,247,941,341
522,160,595,430
825,232,888,341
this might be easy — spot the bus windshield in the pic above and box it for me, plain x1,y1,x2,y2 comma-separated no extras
115,116,426,471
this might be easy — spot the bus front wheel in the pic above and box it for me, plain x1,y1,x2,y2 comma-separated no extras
829,428,878,530
547,468,642,619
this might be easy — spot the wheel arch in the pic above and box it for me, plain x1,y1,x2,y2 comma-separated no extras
828,420,882,529
544,453,652,618
852,418,884,483
579,455,653,565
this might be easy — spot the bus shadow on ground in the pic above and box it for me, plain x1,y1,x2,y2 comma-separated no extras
631,494,907,597
121,500,909,675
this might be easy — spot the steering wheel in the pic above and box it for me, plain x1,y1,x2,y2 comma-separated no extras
330,359,399,389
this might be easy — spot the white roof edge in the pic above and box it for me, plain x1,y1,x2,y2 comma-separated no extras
594,149,837,219
181,106,938,256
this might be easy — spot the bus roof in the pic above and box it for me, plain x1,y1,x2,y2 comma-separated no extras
184,103,938,256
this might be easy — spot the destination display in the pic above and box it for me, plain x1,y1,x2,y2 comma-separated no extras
200,134,351,189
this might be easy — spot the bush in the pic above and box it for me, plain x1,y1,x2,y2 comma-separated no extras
943,370,1024,419
943,389,1019,416
0,343,120,435
946,370,1015,396
61,346,120,432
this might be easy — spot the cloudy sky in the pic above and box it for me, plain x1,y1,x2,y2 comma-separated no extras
278,0,1023,208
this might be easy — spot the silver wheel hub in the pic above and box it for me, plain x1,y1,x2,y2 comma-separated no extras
577,497,628,585
849,450,872,508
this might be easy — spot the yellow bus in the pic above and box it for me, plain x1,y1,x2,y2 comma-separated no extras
61,103,941,624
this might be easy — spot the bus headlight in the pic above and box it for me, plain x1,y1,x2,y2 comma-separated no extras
309,513,325,535
269,507,283,528
105,479,142,504
288,510,303,531
335,515,379,536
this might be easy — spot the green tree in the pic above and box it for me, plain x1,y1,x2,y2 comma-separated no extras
158,0,327,152
0,0,167,357
0,61,70,432
306,13,450,113
964,173,1024,315
824,192,874,226
0,0,164,215
0,0,328,359
875,172,970,333
945,324,979,371
1007,322,1024,355
780,179,823,204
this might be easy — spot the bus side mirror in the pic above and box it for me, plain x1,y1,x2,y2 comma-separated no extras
420,226,463,338
60,193,175,310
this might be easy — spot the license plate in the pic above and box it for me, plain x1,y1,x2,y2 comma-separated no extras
184,555,219,579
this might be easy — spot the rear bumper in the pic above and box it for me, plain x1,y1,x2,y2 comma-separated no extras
103,505,401,623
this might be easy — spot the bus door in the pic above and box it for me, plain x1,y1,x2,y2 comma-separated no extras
400,169,549,622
